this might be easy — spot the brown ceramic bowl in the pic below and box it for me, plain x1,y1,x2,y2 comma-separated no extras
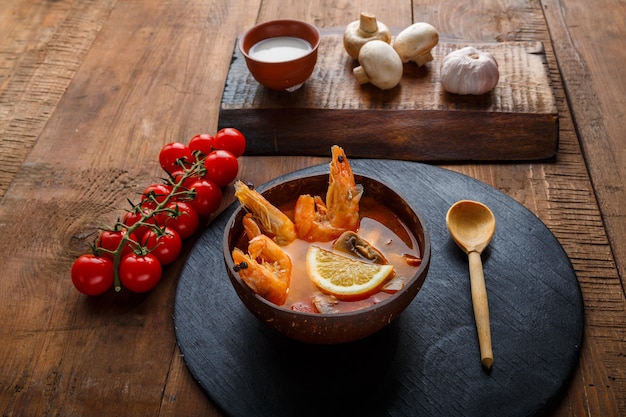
238,19,320,90
222,173,431,344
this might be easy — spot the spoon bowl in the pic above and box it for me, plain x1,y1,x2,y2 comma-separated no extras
446,200,496,369
446,200,496,254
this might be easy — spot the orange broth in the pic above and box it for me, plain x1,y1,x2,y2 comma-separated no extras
237,196,422,314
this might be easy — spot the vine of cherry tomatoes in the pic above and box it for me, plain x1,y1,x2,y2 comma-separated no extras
71,128,246,296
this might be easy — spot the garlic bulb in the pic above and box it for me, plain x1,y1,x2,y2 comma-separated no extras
440,47,499,95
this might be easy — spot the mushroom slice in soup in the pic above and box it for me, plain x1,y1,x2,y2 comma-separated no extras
333,231,387,264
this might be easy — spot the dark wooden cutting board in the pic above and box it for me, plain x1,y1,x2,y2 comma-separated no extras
218,33,558,162
174,160,583,417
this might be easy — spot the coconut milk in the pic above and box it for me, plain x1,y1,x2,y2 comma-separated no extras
248,36,312,62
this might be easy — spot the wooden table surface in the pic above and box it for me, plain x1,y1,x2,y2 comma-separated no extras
1,0,624,416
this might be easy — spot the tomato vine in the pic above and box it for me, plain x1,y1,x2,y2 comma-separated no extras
71,128,246,295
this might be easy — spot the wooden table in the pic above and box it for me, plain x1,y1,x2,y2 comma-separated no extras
1,0,624,416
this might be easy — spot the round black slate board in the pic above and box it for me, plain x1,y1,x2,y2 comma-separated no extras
174,160,583,417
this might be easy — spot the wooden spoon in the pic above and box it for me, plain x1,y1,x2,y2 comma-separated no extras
446,200,496,369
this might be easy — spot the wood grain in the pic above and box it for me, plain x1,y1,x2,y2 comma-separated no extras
219,36,558,161
0,0,116,199
542,0,626,295
432,1,626,414
540,1,626,415
0,0,260,416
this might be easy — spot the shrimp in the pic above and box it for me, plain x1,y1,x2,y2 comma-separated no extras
294,145,363,242
234,180,296,245
326,145,363,230
294,194,347,242
232,215,292,305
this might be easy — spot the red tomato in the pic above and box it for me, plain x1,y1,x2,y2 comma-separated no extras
188,134,216,158
142,227,182,265
96,229,137,261
159,142,195,174
71,254,114,296
214,128,246,157
119,253,162,292
141,183,173,209
122,207,155,240
204,150,239,186
185,178,222,217
157,201,199,239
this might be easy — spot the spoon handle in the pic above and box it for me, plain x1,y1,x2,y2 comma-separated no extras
468,251,493,369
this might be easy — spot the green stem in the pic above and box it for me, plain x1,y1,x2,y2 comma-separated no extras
110,158,205,292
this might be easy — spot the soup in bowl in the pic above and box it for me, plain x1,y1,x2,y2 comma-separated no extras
223,172,431,344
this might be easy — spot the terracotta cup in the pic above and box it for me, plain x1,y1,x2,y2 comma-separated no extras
238,19,320,91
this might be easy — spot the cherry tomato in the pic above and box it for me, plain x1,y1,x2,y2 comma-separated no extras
96,228,137,261
188,134,216,158
142,227,182,265
185,178,222,217
156,201,199,239
159,142,195,174
119,253,162,293
214,128,246,158
204,150,239,186
71,254,114,296
122,207,155,241
141,183,173,209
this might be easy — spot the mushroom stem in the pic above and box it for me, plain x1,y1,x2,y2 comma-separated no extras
414,51,434,67
343,12,392,60
358,12,379,34
352,66,369,85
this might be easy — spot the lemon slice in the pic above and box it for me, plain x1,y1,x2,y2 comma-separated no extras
306,245,394,299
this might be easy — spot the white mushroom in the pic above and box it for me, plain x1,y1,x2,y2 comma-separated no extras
343,12,392,60
353,40,403,90
440,47,499,95
392,22,439,66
